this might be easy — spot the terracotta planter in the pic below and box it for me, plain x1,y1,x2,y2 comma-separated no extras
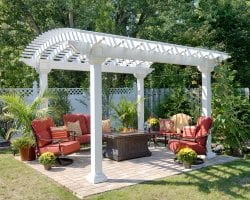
19,146,36,161
183,162,191,169
43,164,52,170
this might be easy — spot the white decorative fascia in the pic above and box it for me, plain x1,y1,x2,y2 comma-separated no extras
197,65,215,73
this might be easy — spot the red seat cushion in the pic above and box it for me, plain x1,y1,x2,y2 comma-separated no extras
39,141,80,156
60,141,80,155
168,139,206,155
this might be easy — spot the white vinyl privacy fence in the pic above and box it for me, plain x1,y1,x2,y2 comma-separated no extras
0,81,249,117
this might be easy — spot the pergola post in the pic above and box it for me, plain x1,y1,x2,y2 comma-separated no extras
87,61,107,184
38,68,50,108
198,65,216,159
38,68,50,96
134,73,147,131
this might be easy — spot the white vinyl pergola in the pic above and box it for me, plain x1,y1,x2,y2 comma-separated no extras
20,28,230,184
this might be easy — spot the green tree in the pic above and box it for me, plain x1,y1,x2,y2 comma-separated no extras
212,64,250,151
0,0,249,90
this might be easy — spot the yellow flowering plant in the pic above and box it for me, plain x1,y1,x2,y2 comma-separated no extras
38,152,56,165
177,148,197,164
147,117,159,126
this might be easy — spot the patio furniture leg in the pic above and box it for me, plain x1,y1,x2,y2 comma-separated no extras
55,157,73,166
165,135,167,147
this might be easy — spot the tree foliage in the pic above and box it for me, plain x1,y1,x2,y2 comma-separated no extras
0,0,249,88
212,64,250,150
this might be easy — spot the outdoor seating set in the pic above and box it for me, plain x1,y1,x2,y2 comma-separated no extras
31,114,92,165
158,113,213,155
31,112,213,167
32,113,152,162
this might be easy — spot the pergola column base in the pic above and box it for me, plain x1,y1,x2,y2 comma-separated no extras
86,172,108,184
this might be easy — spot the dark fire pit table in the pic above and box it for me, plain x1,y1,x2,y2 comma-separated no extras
103,132,152,161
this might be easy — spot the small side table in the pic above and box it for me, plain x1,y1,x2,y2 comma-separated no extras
147,131,160,147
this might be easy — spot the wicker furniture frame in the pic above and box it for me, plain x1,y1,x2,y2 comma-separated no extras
103,132,152,161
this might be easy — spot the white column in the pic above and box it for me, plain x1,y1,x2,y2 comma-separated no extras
32,81,38,100
198,65,216,159
38,68,50,108
134,73,147,132
87,61,107,184
38,69,50,96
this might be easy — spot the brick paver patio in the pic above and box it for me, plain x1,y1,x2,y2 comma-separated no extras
19,147,237,199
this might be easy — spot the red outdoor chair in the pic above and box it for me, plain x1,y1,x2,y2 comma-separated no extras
63,114,91,145
31,118,80,165
168,116,213,155
159,113,192,146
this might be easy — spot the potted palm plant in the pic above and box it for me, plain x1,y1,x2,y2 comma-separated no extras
11,136,35,161
111,97,138,133
38,152,56,170
0,93,49,161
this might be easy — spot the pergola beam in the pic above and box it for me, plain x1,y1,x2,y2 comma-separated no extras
21,59,154,75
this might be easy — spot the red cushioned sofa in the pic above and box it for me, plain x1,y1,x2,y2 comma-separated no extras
63,114,91,145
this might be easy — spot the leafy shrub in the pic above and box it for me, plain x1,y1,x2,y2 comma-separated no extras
0,102,16,141
212,65,250,151
11,137,35,150
111,97,137,129
155,86,200,121
0,93,49,137
48,90,73,125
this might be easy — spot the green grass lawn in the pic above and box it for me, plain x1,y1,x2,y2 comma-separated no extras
1,149,250,200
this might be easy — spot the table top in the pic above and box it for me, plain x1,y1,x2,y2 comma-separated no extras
103,131,157,139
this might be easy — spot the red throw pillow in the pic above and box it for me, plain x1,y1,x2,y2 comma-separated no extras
50,126,67,132
51,130,69,141
159,119,175,133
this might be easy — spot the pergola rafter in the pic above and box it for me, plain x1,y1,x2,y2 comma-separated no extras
20,28,230,184
21,28,229,74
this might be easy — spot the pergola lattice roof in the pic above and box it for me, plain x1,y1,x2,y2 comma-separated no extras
20,28,230,75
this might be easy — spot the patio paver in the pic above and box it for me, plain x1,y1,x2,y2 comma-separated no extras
18,147,238,199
